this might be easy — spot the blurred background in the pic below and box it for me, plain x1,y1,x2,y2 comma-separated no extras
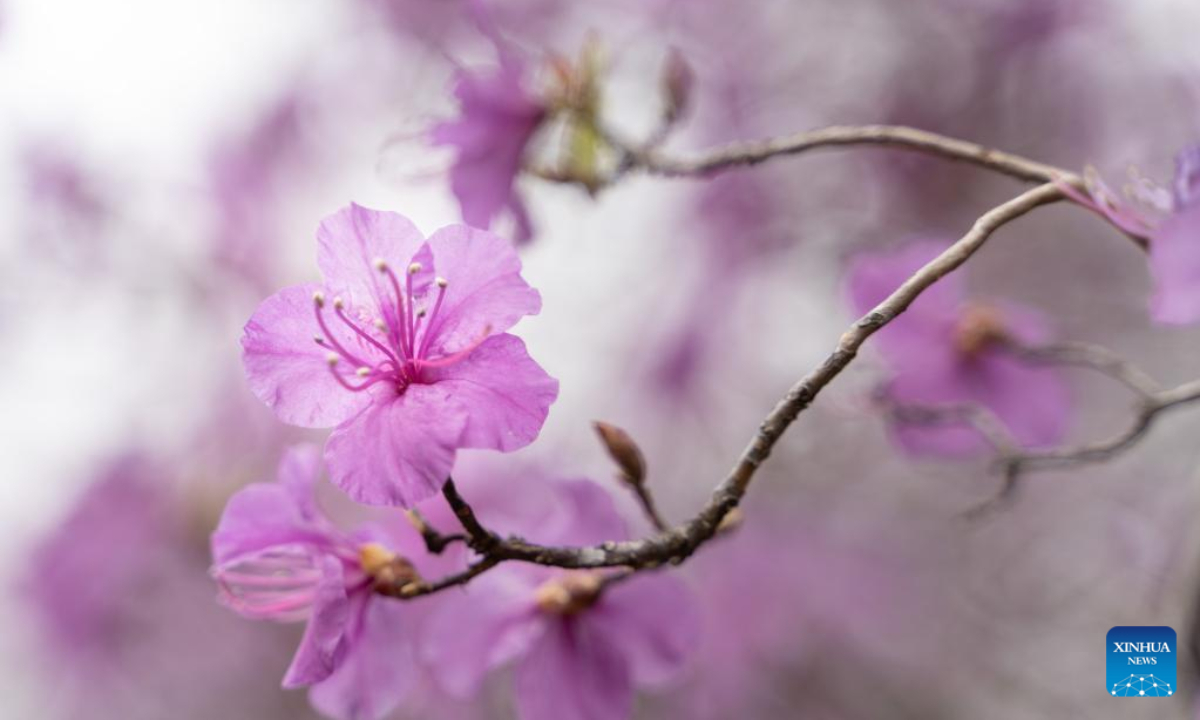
3,0,1200,718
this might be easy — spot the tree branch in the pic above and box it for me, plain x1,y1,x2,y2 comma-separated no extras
370,184,1068,598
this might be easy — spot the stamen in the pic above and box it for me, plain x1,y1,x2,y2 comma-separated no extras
326,353,340,366
333,302,402,369
377,264,412,360
408,262,423,275
356,367,372,377
416,325,492,370
314,296,369,367
416,280,449,358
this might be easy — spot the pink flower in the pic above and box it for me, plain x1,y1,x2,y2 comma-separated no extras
210,444,419,720
242,203,558,507
846,239,1070,456
430,55,547,244
421,479,698,720
1062,149,1200,324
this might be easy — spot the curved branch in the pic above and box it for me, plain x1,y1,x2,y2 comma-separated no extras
370,183,1067,594
627,124,1072,185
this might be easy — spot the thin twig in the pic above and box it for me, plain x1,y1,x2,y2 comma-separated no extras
405,508,467,554
1009,378,1200,472
628,124,1071,186
1008,340,1162,398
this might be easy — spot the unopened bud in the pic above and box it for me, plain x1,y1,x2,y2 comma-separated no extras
661,48,694,124
592,421,647,487
358,543,420,589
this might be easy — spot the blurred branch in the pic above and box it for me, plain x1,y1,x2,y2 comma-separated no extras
370,183,1068,599
883,343,1200,517
627,124,1071,185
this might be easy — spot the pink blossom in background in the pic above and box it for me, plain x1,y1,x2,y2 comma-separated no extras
845,239,1070,456
242,203,558,507
422,479,698,720
211,444,419,719
19,454,321,720
1148,146,1200,324
430,53,547,244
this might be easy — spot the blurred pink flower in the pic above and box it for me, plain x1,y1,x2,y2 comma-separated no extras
242,203,557,507
421,479,698,720
430,55,547,244
1063,147,1200,324
846,239,1070,456
211,445,418,720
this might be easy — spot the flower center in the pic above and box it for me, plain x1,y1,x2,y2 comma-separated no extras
953,303,1010,357
213,548,324,623
312,258,489,395
534,572,602,615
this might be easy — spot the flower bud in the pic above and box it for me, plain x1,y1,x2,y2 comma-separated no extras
592,421,647,487
661,48,694,125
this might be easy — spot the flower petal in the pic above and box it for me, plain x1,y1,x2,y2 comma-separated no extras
276,443,324,520
515,618,632,720
211,484,327,567
242,283,373,428
324,385,468,507
539,479,628,547
423,225,542,355
421,571,544,698
427,334,557,453
589,571,698,686
316,203,427,308
309,598,416,720
1150,204,1200,325
887,341,1070,457
282,556,350,688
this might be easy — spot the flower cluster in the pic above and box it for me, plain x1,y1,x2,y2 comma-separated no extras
212,445,697,720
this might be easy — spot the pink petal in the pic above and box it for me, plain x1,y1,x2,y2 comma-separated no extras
423,225,542,356
888,340,1069,457
283,556,350,688
316,203,427,309
421,571,544,698
1150,204,1200,325
276,443,324,520
211,484,328,566
309,599,416,720
324,385,468,507
538,479,628,547
427,334,558,452
589,572,698,686
242,283,372,428
515,618,632,720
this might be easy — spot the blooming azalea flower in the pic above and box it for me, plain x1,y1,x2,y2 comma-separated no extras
846,239,1070,457
1061,148,1200,324
421,479,698,720
430,54,547,244
242,203,558,507
211,444,422,720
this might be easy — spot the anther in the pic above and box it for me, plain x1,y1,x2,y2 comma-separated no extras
408,262,423,275
435,277,448,288
356,367,371,377
373,319,387,332
373,258,388,272
313,291,326,308
333,297,345,310
416,307,427,318
326,353,340,366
